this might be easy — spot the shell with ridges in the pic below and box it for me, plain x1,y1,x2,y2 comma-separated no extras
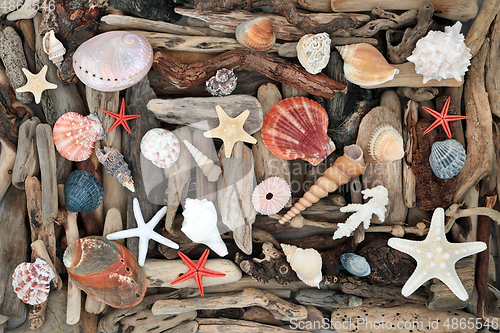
96,146,135,192
206,68,238,97
12,258,55,305
183,139,221,182
43,30,66,69
368,124,404,164
340,253,371,277
281,244,322,288
252,177,291,215
140,128,180,169
297,33,331,75
235,17,276,51
64,170,104,213
429,139,466,179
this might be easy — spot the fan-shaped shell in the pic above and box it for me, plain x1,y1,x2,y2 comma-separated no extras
252,177,291,215
235,17,276,51
12,258,55,305
73,31,153,92
64,170,104,213
43,30,66,69
340,253,371,277
96,147,135,192
262,97,335,166
368,124,404,164
140,128,180,169
297,33,331,75
429,139,466,179
64,236,147,309
281,243,322,288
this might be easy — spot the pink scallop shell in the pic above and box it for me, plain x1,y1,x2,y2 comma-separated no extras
252,177,291,215
140,128,180,168
12,258,55,305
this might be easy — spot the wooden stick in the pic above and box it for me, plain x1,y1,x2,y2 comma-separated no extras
465,0,500,57
197,318,303,333
121,310,197,333
86,88,119,147
445,205,500,233
486,15,500,118
402,100,418,208
164,321,199,333
30,240,62,290
351,7,418,38
295,289,362,310
350,176,365,244
12,19,37,74
12,117,40,189
36,124,58,226
0,138,16,202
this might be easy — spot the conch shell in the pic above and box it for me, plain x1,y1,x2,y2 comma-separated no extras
42,30,66,69
368,124,404,164
96,146,135,192
281,244,322,288
235,17,276,51
297,33,331,75
183,139,222,182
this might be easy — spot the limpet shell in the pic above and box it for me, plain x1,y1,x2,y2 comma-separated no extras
429,139,466,179
140,128,180,169
368,124,404,164
235,17,276,51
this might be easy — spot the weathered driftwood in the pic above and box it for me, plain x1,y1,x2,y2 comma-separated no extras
397,87,439,101
295,289,362,310
121,310,197,333
465,0,500,57
0,138,16,202
28,301,48,330
350,7,418,38
12,117,40,189
165,321,199,333
487,16,500,118
240,306,283,327
193,129,218,204
445,204,500,234
201,276,315,294
402,100,417,208
350,176,365,244
197,318,305,333
36,124,58,226
86,88,119,147
12,19,37,74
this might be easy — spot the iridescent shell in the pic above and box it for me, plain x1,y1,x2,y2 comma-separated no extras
281,243,322,288
262,97,335,166
73,31,153,92
140,128,180,168
53,112,105,162
64,236,147,309
252,177,291,215
96,146,135,192
429,139,466,179
206,68,238,97
235,17,276,51
340,253,371,277
297,33,331,75
43,30,66,69
64,170,104,213
12,258,55,305
368,124,404,164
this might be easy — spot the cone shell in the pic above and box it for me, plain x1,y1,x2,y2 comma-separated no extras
43,30,66,69
64,170,104,213
12,258,55,305
281,244,322,288
336,43,399,87
368,124,404,164
297,33,331,75
96,146,135,192
340,253,371,277
53,112,105,162
262,97,336,166
235,17,276,51
252,177,291,215
429,139,466,179
63,236,147,309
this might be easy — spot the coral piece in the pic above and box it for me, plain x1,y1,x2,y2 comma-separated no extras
281,243,322,288
368,124,404,164
96,146,135,192
422,96,467,139
64,170,104,213
103,98,141,134
15,65,57,104
262,97,335,166
183,139,222,182
235,17,276,51
340,253,371,277
140,128,180,169
429,139,466,180
206,68,238,97
388,208,487,301
12,258,55,305
296,33,331,75
252,177,290,215
42,30,66,69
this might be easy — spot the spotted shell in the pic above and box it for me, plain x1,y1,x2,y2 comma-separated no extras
235,17,276,51
262,97,335,166
64,170,104,213
252,177,291,215
96,146,135,192
12,258,55,305
63,236,147,309
206,68,238,97
429,139,466,179
340,253,371,277
43,30,66,69
281,243,322,288
297,33,331,75
368,124,404,164
140,128,180,168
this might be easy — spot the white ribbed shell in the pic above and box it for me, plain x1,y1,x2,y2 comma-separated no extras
43,30,66,69
183,139,221,182
281,244,322,288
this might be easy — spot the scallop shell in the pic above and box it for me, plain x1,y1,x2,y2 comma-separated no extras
64,236,147,309
297,33,331,75
429,139,466,179
336,43,399,87
368,124,404,164
140,128,180,169
262,97,335,166
64,170,104,213
12,258,55,305
235,17,276,51
340,253,371,277
73,31,153,92
206,68,238,97
43,30,66,69
281,243,322,288
96,146,135,192
53,112,105,162
252,177,291,215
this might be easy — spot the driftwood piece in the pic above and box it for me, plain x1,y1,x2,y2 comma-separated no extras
121,310,197,333
165,321,199,333
402,100,417,208
12,117,40,189
12,19,37,74
203,276,311,294
0,138,16,203
397,87,439,101
109,0,178,22
28,301,48,330
36,124,58,226
197,318,306,333
240,306,283,326
102,128,127,220
465,0,500,57
351,7,418,38
86,88,119,147
193,129,218,203
295,289,362,310
487,16,500,118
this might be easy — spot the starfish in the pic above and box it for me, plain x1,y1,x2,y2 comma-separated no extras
422,96,467,139
102,98,141,134
106,198,178,266
16,65,57,104
388,208,486,301
170,249,226,297
204,105,257,158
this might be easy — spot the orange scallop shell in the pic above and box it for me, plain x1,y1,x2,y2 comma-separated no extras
262,97,335,166
235,17,276,51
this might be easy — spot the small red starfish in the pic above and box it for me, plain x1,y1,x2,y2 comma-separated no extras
170,249,225,297
102,98,141,134
422,96,467,139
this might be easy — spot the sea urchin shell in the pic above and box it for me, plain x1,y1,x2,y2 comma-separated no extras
252,177,291,215
12,258,55,305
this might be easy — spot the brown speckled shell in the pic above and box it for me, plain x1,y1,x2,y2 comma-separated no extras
12,258,55,305
235,17,276,51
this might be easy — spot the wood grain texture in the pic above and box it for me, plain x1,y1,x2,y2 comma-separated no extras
12,117,40,189
36,124,58,226
86,88,119,147
465,0,500,57
197,318,307,332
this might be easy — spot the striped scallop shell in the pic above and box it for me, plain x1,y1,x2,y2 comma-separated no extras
262,97,335,166
297,33,331,74
252,177,291,215
140,128,180,169
368,124,404,164
12,258,55,305
73,31,153,92
429,139,466,179
281,244,322,288
235,17,276,51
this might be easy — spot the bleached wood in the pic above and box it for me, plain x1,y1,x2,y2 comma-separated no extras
0,138,16,202
197,318,306,333
12,117,39,189
465,0,500,57
36,124,58,226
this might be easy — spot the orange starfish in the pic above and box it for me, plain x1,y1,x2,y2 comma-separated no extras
102,98,141,134
422,96,467,139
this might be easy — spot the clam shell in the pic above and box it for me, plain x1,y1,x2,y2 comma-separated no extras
297,33,331,75
73,31,153,92
64,170,104,213
64,236,147,309
340,253,371,277
43,30,66,69
281,243,322,288
12,258,55,305
368,124,404,164
429,139,466,179
140,128,180,169
262,97,335,166
235,17,276,51
96,146,135,192
252,177,291,215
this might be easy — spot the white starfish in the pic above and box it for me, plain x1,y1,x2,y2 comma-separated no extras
16,65,57,104
388,208,486,301
107,198,179,266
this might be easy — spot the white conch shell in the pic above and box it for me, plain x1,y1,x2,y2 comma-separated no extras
281,243,322,288
296,33,331,75
183,139,222,182
181,198,228,257
43,30,66,69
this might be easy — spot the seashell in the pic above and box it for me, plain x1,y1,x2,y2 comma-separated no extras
336,43,399,87
206,68,238,97
340,253,371,277
252,177,291,215
96,146,135,192
181,198,228,257
281,244,322,288
235,17,276,51
64,236,147,309
368,124,404,164
140,128,180,169
64,170,104,213
42,30,66,69
296,33,331,75
280,145,365,223
73,31,153,92
262,97,336,166
12,258,55,305
429,139,466,179
407,22,471,84
183,139,221,182
53,112,105,162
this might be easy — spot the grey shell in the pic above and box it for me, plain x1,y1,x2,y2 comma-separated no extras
340,253,371,277
206,68,237,97
96,147,135,192
429,139,466,179
64,170,104,213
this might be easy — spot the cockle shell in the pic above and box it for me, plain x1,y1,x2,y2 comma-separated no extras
252,177,291,215
12,258,55,305
73,31,153,92
297,33,331,75
281,244,322,288
64,170,104,213
206,68,238,97
42,30,66,69
183,139,222,182
429,139,466,179
262,97,335,166
407,22,471,84
336,43,399,87
235,17,276,51
368,124,404,164
64,236,147,309
140,128,180,169
53,112,105,162
340,253,371,277
96,146,135,192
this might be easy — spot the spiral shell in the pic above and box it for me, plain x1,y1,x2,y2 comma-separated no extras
235,17,276,51
281,244,322,288
64,170,104,213
252,177,291,215
368,124,404,164
340,253,371,277
297,33,331,75
43,30,66,69
12,258,55,305
96,146,135,192
183,139,221,182
429,139,466,179
206,68,238,97
140,129,180,169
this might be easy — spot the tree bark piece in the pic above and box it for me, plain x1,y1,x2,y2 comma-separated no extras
295,289,362,310
36,124,58,226
487,16,500,118
465,0,500,57
12,117,40,190
197,318,305,332
402,100,417,208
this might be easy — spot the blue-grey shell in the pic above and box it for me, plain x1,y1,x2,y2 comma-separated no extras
340,253,371,277
64,170,104,213
429,139,466,179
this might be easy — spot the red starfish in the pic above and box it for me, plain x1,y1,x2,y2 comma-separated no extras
102,98,141,134
422,96,467,139
170,249,225,297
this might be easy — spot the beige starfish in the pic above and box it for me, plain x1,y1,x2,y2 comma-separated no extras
204,105,257,158
16,65,57,104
